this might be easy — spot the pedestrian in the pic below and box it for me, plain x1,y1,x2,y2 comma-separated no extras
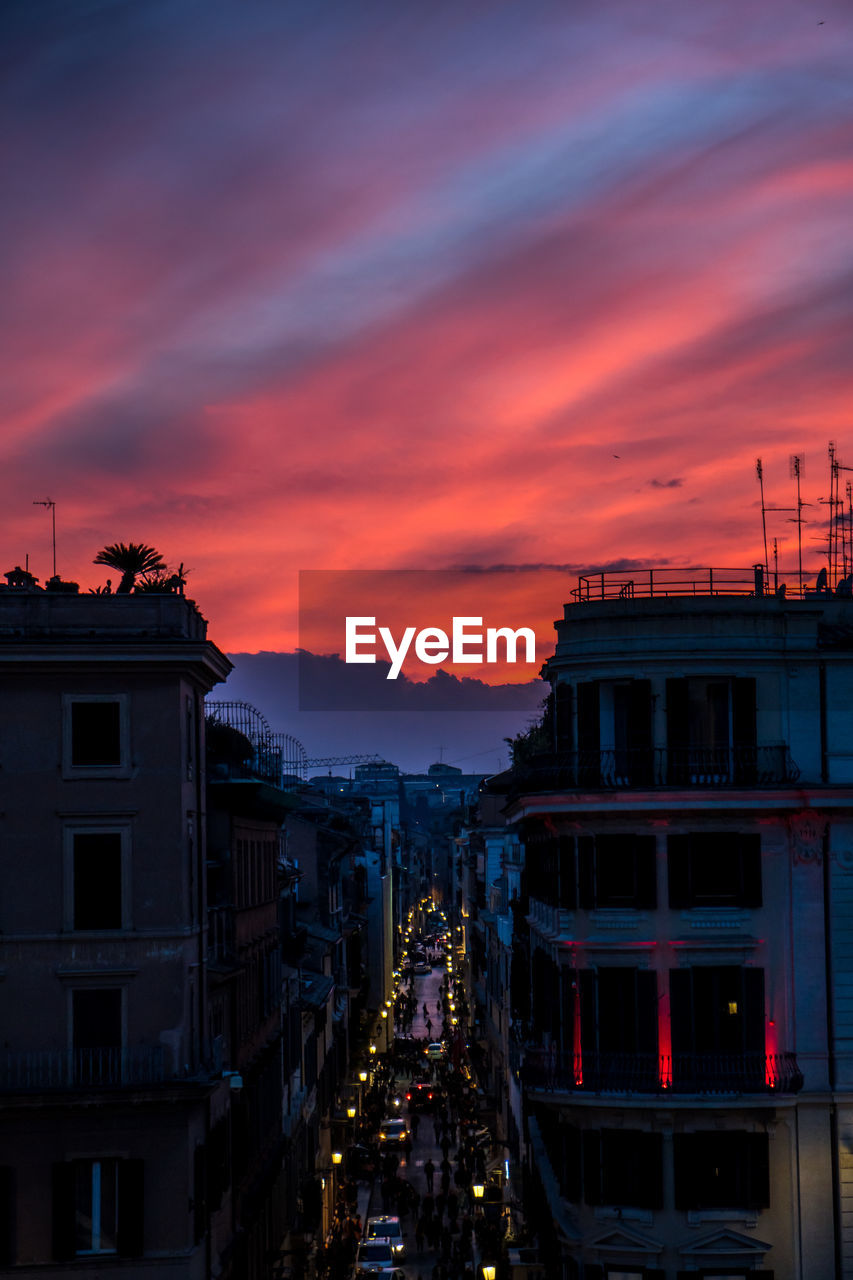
424,1157,435,1193
415,1216,426,1251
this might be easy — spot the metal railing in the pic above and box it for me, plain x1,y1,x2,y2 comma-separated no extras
0,1045,169,1091
570,565,848,602
521,1050,803,1095
514,745,799,792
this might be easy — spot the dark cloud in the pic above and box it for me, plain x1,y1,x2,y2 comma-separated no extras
648,478,685,489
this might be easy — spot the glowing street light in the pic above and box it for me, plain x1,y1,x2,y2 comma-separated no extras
332,1151,343,1165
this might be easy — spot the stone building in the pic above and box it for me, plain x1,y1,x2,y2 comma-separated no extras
504,567,853,1279
0,589,231,1274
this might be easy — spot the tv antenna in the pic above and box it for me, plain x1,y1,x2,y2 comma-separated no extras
756,460,796,592
789,455,807,595
33,499,56,578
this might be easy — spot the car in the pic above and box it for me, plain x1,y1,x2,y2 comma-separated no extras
413,961,432,975
377,1117,411,1147
405,1081,442,1112
426,1041,446,1060
366,1215,405,1258
355,1241,395,1273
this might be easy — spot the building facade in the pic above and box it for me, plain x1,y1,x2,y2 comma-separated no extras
505,570,853,1279
0,590,231,1274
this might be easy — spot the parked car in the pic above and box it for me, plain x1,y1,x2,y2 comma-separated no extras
413,961,432,975
366,1215,405,1258
378,1117,411,1147
355,1241,394,1273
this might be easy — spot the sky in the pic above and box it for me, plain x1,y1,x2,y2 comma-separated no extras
4,0,853,674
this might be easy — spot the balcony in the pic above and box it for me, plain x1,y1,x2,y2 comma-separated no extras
0,1046,169,1091
513,745,799,794
521,1049,803,1096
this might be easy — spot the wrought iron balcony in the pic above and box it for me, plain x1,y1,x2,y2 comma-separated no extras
0,1046,169,1091
513,745,799,793
520,1049,803,1096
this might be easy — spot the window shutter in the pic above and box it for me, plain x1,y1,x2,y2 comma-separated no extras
742,834,763,907
192,1143,207,1244
562,968,578,1057
667,835,689,908
746,1132,770,1209
665,678,689,746
646,1134,664,1211
563,1125,582,1203
579,970,597,1058
636,835,657,909
672,1135,694,1210
555,682,573,753
636,970,659,1057
577,682,600,752
559,835,577,910
669,969,693,1055
743,968,766,1055
628,678,653,749
51,1163,75,1262
0,1166,14,1266
117,1159,145,1256
582,1130,602,1205
732,676,757,747
578,837,595,909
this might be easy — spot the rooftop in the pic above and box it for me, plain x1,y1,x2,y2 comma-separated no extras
570,564,851,604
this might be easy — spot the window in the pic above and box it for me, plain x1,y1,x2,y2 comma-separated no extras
577,680,653,785
673,1131,769,1210
52,1159,143,1260
63,695,129,776
75,1158,118,1254
73,832,122,929
72,988,122,1085
666,677,757,783
71,701,120,766
580,968,658,1058
579,835,656,909
668,833,761,908
670,966,765,1057
583,1129,663,1209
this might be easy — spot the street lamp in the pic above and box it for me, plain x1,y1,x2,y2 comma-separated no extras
331,1151,343,1165
359,1070,368,1082
347,1105,357,1120
473,1183,484,1203
483,1266,496,1280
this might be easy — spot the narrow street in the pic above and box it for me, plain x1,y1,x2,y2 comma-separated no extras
356,959,500,1280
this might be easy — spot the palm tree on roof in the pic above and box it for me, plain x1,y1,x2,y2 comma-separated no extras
93,542,166,594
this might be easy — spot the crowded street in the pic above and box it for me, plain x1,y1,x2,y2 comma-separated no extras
318,920,512,1280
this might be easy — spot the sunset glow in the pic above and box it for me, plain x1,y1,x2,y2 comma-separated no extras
3,2,852,655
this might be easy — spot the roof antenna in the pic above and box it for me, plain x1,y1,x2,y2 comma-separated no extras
32,499,56,578
756,459,769,583
789,455,806,596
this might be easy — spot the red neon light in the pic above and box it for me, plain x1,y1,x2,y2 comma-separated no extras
658,982,672,1089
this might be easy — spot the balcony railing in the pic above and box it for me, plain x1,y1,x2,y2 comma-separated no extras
0,1046,169,1091
520,1049,803,1095
514,745,799,792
